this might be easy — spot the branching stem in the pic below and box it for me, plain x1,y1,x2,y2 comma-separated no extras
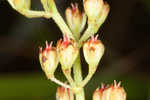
50,77,71,89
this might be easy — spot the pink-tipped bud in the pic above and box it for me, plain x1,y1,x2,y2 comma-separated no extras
39,41,59,78
93,83,106,100
83,0,104,23
102,80,126,100
56,86,74,100
83,35,104,67
57,36,79,70
65,3,86,38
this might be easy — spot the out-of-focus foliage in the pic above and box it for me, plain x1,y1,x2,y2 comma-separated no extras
143,0,150,13
0,72,149,100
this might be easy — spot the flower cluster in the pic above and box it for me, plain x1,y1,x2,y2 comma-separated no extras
39,36,79,78
39,35,104,80
7,0,126,100
93,81,126,100
56,80,126,100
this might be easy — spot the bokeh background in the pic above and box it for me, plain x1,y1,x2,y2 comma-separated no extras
0,0,150,100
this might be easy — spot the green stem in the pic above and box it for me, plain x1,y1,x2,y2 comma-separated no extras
50,77,71,89
80,66,97,88
19,10,51,18
52,11,75,40
79,24,94,47
79,5,110,46
73,53,85,100
62,69,75,87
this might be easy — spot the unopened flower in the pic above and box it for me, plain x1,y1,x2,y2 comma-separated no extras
102,80,126,100
83,35,104,67
8,0,31,11
65,3,86,38
93,83,105,100
56,86,74,100
83,0,103,23
39,41,59,79
94,2,110,33
57,35,79,70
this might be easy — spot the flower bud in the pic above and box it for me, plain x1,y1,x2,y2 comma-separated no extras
94,2,110,33
83,0,103,23
57,36,79,70
102,80,126,100
65,3,86,38
39,41,59,78
8,0,31,10
83,35,104,67
56,86,74,100
93,83,105,100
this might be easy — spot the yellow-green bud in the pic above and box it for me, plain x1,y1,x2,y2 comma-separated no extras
83,0,103,23
56,86,74,100
83,35,104,67
8,0,31,10
65,3,86,38
102,81,126,100
94,2,110,33
57,35,79,70
39,41,59,78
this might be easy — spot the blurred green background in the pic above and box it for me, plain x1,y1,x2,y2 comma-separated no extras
0,0,150,100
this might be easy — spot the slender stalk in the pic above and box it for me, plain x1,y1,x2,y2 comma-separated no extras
52,11,76,40
50,77,71,89
80,66,97,88
79,24,94,47
62,69,75,87
73,53,85,100
19,10,51,18
79,6,110,46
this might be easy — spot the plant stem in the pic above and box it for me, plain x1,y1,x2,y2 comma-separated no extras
80,66,97,88
62,69,75,87
19,10,51,18
52,11,75,40
50,77,71,89
79,6,110,46
79,24,94,47
73,53,85,100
